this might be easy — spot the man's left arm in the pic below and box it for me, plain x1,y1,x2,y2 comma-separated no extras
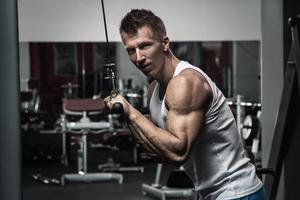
104,71,212,163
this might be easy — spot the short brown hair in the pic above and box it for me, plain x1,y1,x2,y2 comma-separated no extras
119,9,166,40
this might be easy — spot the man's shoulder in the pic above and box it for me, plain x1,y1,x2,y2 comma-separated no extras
178,66,202,77
171,69,208,89
166,71,212,108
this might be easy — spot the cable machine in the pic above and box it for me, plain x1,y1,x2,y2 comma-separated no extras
263,15,300,200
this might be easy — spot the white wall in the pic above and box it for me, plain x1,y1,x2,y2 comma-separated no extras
18,0,261,42
261,0,284,199
19,43,30,91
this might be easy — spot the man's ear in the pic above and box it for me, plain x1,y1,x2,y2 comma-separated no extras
162,35,170,52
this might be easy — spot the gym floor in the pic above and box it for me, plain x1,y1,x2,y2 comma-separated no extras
22,162,176,200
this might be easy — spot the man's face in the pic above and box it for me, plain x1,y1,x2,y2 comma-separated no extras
121,26,166,78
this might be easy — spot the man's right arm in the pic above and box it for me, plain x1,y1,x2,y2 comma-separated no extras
127,80,160,157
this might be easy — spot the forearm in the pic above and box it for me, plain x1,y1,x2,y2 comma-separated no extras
126,106,187,162
127,123,159,157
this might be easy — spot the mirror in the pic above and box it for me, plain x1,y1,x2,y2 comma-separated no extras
19,40,261,198
19,41,260,111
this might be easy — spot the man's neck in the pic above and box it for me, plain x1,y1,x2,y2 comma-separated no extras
156,52,180,98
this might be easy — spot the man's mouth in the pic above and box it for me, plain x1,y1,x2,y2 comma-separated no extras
138,63,151,70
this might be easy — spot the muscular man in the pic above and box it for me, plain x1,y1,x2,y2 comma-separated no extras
105,9,266,200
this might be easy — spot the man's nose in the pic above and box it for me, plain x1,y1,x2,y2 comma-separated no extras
136,49,145,64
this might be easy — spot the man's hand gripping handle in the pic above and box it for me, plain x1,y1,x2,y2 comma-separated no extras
104,63,124,114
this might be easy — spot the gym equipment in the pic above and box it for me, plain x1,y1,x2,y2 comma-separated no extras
94,127,144,173
263,16,300,200
242,115,260,142
60,98,123,185
20,79,45,133
241,112,262,165
227,95,261,135
20,78,40,114
32,174,60,186
142,163,196,200
0,2,21,199
61,82,79,99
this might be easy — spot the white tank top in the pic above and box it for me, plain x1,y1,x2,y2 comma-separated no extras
149,61,262,200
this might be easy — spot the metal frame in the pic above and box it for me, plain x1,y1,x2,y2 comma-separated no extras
60,99,124,185
264,16,300,200
142,164,196,200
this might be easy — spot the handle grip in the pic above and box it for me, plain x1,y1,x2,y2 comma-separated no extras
111,102,124,114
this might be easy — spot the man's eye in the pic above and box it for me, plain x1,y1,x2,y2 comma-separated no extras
127,49,135,55
140,44,150,50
